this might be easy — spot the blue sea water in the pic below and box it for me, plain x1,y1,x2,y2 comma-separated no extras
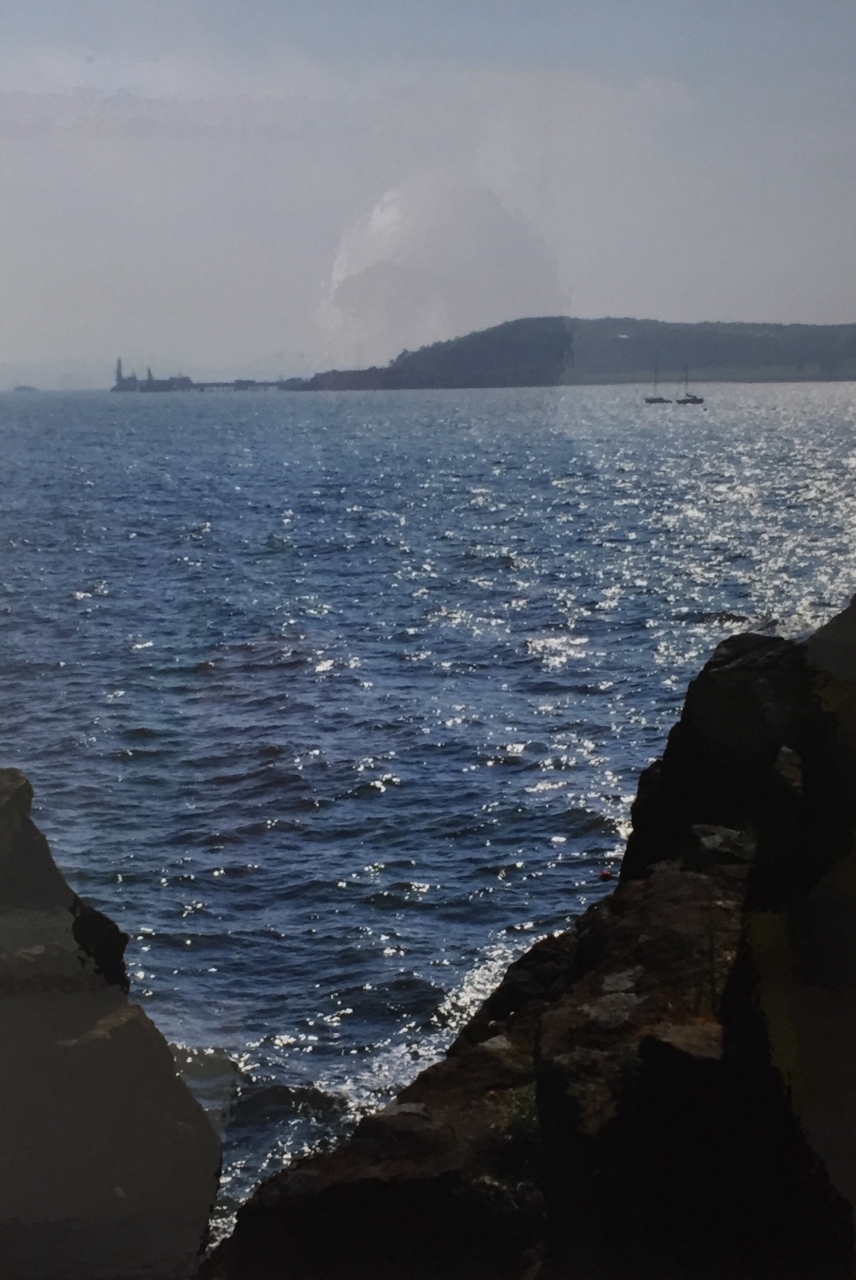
1,381,856,1233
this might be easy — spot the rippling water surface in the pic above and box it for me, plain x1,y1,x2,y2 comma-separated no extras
2,382,856,1231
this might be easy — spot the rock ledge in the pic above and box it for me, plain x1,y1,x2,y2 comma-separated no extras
0,768,221,1279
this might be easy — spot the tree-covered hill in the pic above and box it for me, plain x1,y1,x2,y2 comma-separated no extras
569,317,856,383
282,315,856,390
284,317,574,391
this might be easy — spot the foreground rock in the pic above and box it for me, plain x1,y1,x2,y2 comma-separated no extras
203,930,574,1280
0,769,221,1279
207,599,856,1279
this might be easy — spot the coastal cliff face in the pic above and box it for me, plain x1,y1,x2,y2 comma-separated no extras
208,598,856,1279
0,769,221,1279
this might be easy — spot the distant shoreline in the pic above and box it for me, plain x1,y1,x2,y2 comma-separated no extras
108,373,856,393
106,315,856,392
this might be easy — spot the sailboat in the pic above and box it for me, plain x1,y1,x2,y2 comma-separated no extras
676,364,704,405
645,359,671,404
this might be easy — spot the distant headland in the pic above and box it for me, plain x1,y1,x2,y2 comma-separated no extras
112,316,856,393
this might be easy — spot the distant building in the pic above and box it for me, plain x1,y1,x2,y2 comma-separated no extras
112,359,193,393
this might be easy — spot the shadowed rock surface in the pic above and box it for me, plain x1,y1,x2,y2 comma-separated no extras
0,769,221,1279
205,597,856,1280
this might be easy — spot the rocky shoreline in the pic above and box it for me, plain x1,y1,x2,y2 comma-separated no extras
0,769,221,1279
9,598,856,1277
203,599,856,1279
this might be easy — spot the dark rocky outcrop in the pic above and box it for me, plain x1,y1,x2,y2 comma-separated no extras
206,597,856,1279
0,768,221,1279
204,932,582,1280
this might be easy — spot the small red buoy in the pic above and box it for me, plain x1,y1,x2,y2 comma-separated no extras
598,869,615,882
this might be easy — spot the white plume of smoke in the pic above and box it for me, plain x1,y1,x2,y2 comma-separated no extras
318,175,569,369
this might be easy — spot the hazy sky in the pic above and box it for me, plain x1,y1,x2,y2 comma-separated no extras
1,0,855,385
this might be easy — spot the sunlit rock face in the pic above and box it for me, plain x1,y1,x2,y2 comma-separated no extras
0,769,221,1279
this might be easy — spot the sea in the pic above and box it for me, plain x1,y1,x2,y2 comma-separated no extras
1,381,855,1237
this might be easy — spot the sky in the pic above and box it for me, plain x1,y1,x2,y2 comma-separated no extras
0,1,855,386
